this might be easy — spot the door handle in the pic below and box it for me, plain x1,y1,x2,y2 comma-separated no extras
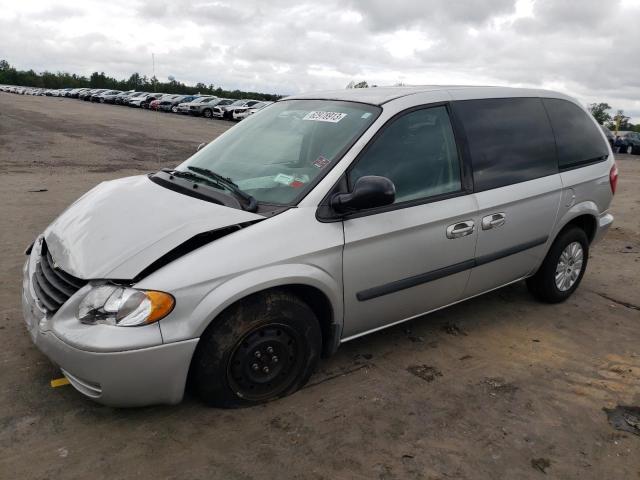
446,221,475,239
481,212,506,230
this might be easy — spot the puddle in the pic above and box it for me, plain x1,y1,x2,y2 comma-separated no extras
604,405,640,436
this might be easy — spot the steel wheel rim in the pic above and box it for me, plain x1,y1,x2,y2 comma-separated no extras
555,241,584,291
226,323,303,401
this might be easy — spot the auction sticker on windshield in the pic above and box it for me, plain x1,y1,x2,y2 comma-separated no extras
303,111,347,123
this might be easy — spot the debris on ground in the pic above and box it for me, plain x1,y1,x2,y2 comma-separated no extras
407,365,442,382
483,377,518,395
443,322,467,336
531,457,551,474
603,405,640,436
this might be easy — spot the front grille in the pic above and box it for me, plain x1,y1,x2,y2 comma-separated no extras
32,241,87,313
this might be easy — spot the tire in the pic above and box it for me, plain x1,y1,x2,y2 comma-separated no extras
171,106,178,113
626,145,633,155
100,98,105,104
526,227,589,303
190,290,322,408
203,108,213,118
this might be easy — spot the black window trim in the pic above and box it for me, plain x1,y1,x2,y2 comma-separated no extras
316,101,474,222
557,154,609,172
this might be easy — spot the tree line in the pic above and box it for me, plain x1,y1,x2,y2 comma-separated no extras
0,59,281,101
588,102,640,133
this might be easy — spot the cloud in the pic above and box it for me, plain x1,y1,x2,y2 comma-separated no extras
1,0,639,120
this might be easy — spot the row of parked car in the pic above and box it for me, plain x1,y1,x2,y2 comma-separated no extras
598,124,640,155
0,85,273,121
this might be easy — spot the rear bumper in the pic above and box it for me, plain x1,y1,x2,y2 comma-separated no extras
592,211,614,245
21,242,199,407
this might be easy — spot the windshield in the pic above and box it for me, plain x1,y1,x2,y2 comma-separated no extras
175,99,380,205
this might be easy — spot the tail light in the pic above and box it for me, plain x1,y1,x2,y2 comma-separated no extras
609,163,618,195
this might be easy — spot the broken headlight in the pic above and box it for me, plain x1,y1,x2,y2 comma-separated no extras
78,284,174,327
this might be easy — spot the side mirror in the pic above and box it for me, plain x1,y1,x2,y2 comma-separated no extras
331,176,395,213
197,142,207,152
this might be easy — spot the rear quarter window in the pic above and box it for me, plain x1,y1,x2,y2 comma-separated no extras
542,98,609,169
452,97,557,191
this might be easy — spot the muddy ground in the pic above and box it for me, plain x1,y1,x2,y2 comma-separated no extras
0,92,639,479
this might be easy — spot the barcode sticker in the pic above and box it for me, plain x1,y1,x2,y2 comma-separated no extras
303,111,347,123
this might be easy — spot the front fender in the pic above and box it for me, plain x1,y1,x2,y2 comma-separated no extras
158,263,343,345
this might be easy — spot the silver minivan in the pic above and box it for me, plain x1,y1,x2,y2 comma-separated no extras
22,86,617,407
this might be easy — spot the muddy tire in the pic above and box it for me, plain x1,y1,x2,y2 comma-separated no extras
190,290,321,408
526,227,589,303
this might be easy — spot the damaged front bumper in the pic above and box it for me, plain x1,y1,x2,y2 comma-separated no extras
21,238,198,407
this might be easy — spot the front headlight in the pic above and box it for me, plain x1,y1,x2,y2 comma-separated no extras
78,284,175,327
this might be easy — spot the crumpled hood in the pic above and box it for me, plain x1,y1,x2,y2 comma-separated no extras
44,175,262,280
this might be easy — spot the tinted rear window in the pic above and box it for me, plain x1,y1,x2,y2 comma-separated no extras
542,98,609,169
452,97,557,191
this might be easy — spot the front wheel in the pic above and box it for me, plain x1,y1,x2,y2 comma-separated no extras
190,290,321,408
526,227,589,303
626,145,633,155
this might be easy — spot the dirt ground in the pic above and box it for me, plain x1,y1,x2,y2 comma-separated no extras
1,93,639,480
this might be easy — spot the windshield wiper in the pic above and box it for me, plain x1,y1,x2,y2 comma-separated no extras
186,166,258,212
163,168,225,191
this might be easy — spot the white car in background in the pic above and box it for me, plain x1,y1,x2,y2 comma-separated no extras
211,99,261,119
232,101,273,121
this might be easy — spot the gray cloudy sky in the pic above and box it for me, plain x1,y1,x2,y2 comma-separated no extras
1,0,639,120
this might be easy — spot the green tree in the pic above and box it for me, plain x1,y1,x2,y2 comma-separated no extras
588,102,612,125
612,110,632,131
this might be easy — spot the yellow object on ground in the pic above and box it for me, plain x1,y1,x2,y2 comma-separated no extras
50,377,70,388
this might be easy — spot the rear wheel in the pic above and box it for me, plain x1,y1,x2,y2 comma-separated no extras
203,108,213,118
191,290,321,408
526,227,589,303
171,106,178,113
627,145,633,155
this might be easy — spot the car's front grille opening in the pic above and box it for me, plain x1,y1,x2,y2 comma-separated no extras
32,241,87,314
